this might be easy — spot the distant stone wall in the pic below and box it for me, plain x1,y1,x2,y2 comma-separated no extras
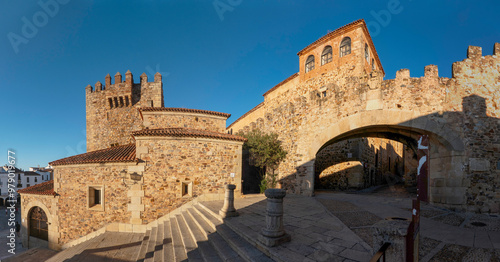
135,137,243,223
142,111,227,133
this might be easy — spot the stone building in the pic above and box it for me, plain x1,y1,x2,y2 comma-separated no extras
228,19,500,213
17,18,500,252
18,72,245,250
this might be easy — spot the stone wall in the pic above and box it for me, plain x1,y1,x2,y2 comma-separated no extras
52,164,131,245
315,137,410,190
20,194,59,250
135,137,243,223
142,111,227,133
228,31,500,212
86,72,163,151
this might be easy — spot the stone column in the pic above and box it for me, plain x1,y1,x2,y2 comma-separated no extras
219,184,238,218
372,219,410,261
258,189,291,247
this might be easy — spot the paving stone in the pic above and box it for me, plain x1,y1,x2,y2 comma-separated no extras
339,248,371,261
307,249,345,262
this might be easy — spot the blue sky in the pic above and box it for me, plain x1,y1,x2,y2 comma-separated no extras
1,0,499,170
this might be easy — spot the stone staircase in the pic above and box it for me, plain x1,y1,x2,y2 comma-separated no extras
43,202,273,262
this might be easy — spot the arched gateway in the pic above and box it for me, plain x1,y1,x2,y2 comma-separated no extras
228,19,500,213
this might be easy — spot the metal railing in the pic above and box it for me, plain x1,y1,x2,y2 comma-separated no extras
370,242,391,262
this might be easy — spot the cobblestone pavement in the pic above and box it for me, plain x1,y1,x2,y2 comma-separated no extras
315,186,500,262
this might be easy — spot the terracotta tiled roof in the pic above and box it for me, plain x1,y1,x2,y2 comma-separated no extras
50,144,136,166
262,73,299,97
227,102,265,129
140,107,231,118
18,180,55,196
132,128,247,142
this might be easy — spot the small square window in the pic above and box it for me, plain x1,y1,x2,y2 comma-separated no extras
322,91,327,97
88,186,104,211
181,182,193,198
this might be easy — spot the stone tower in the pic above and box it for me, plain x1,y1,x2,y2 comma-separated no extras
85,71,164,151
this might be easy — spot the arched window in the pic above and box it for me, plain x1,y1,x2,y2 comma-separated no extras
340,37,351,57
321,46,332,65
305,55,315,73
29,206,48,241
365,44,369,62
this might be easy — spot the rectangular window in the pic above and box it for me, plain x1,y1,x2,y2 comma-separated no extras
181,182,193,197
125,96,130,107
35,177,38,183
114,97,119,108
88,186,104,210
119,97,124,107
27,184,30,187
27,177,29,183
108,98,113,109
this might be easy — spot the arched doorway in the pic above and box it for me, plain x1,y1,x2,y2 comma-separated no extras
29,206,48,241
310,123,465,205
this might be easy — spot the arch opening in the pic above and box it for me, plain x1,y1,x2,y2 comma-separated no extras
29,206,48,241
312,123,462,201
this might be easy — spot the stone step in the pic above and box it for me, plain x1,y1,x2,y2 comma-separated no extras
170,216,188,261
193,203,272,262
153,222,164,262
187,207,242,261
109,232,145,261
143,226,158,261
45,233,107,262
182,210,222,262
162,220,175,262
175,214,203,261
136,229,152,261
192,204,221,232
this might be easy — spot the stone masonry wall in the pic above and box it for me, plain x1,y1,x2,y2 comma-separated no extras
20,194,59,249
53,164,131,245
135,137,243,223
142,111,227,133
86,72,163,152
228,40,500,212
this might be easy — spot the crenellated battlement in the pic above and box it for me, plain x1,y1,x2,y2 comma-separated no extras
452,43,500,78
86,70,164,151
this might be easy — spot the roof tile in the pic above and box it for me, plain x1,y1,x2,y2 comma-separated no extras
50,144,136,166
140,107,231,118
132,128,247,142
18,180,55,196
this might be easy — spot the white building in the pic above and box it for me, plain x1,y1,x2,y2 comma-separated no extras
0,166,50,206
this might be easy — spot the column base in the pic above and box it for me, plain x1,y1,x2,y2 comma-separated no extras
258,233,291,247
219,210,239,218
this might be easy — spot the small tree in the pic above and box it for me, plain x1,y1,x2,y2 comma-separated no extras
238,129,287,192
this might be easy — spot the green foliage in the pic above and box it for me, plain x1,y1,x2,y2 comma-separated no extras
238,129,287,191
